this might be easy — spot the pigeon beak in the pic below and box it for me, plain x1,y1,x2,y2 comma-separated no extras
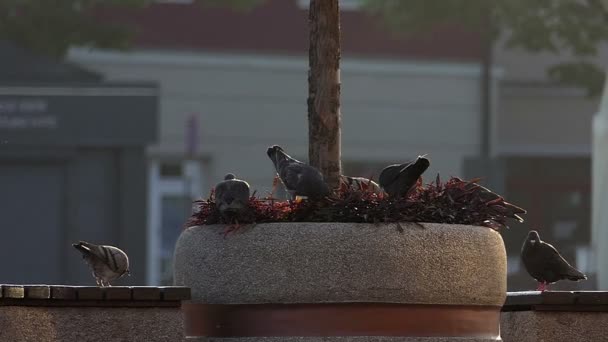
530,239,537,245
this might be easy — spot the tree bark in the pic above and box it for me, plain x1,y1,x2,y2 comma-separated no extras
308,0,342,190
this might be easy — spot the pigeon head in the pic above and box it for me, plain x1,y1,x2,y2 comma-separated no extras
267,145,284,156
267,145,297,170
527,230,541,245
215,174,251,213
266,145,281,165
412,156,431,171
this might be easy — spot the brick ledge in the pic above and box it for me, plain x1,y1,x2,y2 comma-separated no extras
0,284,190,307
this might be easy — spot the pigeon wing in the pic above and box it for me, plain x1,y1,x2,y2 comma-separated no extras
281,162,304,192
229,180,251,202
538,242,586,281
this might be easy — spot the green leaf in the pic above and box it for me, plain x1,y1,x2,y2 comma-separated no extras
0,0,266,58
364,0,608,96
548,62,606,98
197,0,267,11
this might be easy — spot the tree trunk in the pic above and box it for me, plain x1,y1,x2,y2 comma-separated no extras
308,0,342,190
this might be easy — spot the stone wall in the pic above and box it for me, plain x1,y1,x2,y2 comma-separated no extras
0,285,190,342
501,291,608,342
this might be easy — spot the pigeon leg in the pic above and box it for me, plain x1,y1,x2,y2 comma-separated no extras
536,282,548,292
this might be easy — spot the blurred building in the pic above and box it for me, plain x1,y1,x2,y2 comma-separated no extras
67,0,606,288
0,42,158,285
69,0,488,285
488,42,607,291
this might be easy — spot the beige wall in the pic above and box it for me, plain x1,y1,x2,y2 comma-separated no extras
68,49,484,194
496,85,599,155
494,40,608,83
493,42,607,155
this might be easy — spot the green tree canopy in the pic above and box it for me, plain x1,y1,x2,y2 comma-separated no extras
363,0,608,96
0,0,266,59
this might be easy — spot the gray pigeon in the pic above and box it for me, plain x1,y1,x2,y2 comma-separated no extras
521,230,587,291
378,156,430,198
339,175,384,195
214,173,250,221
458,179,527,222
73,241,130,287
266,145,330,200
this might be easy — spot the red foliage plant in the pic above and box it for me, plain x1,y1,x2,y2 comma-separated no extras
185,175,526,231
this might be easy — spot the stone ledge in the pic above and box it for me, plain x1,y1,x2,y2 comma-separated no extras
503,291,608,312
0,285,190,307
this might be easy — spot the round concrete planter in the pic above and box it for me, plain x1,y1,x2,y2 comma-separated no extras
174,222,507,341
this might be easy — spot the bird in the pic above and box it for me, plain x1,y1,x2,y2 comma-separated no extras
266,145,330,200
458,179,527,222
378,156,430,198
214,173,251,222
521,230,587,291
339,175,384,195
73,241,130,287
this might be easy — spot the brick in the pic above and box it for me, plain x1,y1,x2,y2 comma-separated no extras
25,286,50,299
504,291,542,307
51,286,77,300
105,287,132,300
161,287,191,301
3,285,25,299
77,287,104,300
132,287,161,301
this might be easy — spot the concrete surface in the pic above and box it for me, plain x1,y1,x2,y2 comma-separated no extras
501,310,608,342
174,222,507,305
0,306,184,342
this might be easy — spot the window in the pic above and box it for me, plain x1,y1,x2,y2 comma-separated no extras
147,160,203,285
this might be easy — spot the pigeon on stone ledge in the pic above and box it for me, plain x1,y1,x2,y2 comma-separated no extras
214,173,251,222
73,241,130,287
521,230,587,291
266,145,329,200
378,156,430,198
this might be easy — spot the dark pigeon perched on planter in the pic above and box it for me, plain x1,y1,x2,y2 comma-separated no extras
266,145,329,200
73,241,130,287
378,156,430,198
214,173,250,222
460,179,527,222
521,230,587,291
339,175,384,195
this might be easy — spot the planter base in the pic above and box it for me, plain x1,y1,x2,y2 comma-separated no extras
184,302,500,339
187,338,499,341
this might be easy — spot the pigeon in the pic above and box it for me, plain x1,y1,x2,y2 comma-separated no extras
73,241,130,287
456,178,527,222
339,175,384,195
266,145,330,200
214,173,251,221
378,156,430,198
521,230,587,291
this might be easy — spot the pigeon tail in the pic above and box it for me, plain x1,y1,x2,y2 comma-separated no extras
565,268,587,281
